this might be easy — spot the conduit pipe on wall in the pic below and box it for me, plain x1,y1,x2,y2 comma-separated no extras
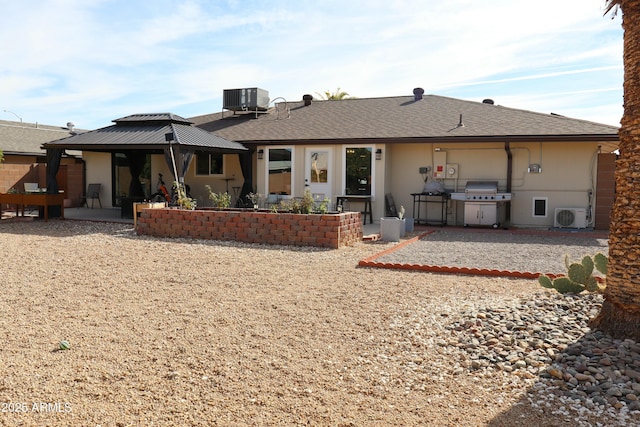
505,142,513,227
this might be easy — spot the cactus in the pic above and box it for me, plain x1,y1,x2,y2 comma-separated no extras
594,253,608,274
538,252,607,294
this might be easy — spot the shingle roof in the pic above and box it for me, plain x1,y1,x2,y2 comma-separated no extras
190,94,619,145
43,113,246,153
0,120,80,155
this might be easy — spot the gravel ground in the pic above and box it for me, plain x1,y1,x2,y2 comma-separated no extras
0,219,637,426
373,228,609,276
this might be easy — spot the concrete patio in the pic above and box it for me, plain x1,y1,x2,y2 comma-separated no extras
3,207,380,237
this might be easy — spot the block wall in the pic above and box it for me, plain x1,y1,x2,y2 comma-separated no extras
136,209,363,249
0,156,84,206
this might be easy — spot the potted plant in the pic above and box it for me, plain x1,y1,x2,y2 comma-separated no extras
380,205,408,242
398,205,406,238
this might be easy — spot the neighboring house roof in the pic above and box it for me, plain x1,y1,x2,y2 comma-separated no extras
0,119,80,156
43,113,247,153
190,94,620,150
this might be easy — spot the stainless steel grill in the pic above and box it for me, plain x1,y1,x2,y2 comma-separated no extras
452,181,512,201
450,181,512,228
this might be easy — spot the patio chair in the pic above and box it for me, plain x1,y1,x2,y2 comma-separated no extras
81,183,102,208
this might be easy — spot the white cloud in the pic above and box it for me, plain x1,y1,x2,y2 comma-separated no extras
0,0,624,129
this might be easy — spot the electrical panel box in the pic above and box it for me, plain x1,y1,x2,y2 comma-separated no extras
433,151,447,178
446,163,459,179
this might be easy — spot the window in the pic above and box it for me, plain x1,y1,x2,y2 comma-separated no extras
195,152,224,175
267,148,293,195
344,147,372,195
310,151,328,183
533,197,547,217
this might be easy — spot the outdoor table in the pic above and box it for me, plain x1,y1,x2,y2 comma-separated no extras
411,192,449,225
336,195,373,225
0,192,65,221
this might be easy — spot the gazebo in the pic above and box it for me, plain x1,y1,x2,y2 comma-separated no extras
42,113,248,216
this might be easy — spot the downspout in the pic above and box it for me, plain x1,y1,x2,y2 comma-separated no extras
504,142,512,227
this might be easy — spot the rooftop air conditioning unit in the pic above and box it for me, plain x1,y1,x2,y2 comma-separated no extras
223,88,270,112
554,208,587,228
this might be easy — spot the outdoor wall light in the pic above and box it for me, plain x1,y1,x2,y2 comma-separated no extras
257,149,264,159
375,148,382,160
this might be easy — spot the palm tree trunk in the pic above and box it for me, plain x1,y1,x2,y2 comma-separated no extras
590,0,640,340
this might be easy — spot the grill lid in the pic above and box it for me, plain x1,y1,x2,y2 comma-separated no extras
465,181,498,194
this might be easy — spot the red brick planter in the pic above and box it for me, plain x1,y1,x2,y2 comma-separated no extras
136,208,363,248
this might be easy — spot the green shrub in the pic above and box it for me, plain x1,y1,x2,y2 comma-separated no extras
205,185,231,208
175,182,196,210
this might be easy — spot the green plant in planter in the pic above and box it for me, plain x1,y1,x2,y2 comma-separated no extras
279,198,301,213
318,197,330,214
174,182,197,210
300,189,315,214
205,185,231,208
274,190,330,214
177,194,197,210
538,253,608,294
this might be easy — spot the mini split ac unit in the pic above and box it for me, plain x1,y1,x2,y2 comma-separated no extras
554,208,587,228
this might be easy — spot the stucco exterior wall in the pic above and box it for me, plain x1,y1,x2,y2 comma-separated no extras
254,144,387,218
386,141,606,229
177,153,243,208
82,152,113,207
81,138,612,230
509,143,600,228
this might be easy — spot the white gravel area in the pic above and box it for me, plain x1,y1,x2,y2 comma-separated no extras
0,219,633,427
373,228,609,275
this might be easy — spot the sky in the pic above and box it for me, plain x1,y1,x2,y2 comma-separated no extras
0,0,624,130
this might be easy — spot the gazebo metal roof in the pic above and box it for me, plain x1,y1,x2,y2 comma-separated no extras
42,113,247,153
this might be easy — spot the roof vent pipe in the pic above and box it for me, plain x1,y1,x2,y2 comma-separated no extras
413,87,425,101
482,99,495,105
302,94,313,106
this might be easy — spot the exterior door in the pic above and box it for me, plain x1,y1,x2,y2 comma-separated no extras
305,148,332,203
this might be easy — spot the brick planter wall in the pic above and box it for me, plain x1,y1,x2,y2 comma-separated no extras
136,208,363,248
